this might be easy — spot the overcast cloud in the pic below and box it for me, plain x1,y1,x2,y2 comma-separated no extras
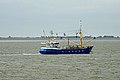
0,0,120,37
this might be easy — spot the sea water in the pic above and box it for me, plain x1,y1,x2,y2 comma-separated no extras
0,40,120,80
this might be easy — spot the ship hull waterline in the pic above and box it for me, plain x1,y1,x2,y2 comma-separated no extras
40,46,93,54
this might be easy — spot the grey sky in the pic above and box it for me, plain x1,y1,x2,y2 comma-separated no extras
0,0,120,37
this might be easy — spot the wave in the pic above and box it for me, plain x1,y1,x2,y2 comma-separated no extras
0,53,40,56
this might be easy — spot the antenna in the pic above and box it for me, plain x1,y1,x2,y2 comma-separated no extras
80,20,82,32
50,30,54,36
43,30,46,37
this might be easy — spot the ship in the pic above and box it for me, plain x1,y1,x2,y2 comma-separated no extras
39,21,94,54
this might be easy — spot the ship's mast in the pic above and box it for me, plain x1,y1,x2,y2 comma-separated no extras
80,20,82,48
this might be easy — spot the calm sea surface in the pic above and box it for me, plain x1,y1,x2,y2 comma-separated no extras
0,40,120,80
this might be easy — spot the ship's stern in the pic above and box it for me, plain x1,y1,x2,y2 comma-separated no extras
39,47,46,54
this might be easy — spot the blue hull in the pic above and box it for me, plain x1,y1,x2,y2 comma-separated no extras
40,46,93,54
